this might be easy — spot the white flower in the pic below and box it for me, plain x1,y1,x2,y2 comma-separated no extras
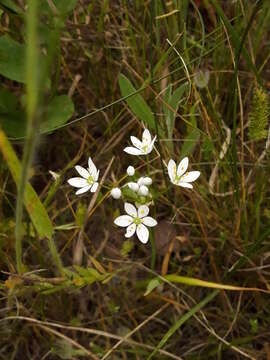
138,176,152,186
114,203,157,244
168,157,200,189
127,182,139,192
127,166,135,176
138,185,149,196
111,187,122,199
67,157,99,195
124,129,156,155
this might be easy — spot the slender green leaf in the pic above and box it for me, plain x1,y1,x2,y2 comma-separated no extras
119,73,156,131
0,127,54,239
167,82,188,139
147,290,218,359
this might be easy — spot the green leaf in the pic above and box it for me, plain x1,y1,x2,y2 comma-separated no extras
0,0,23,14
167,83,187,138
40,0,78,16
144,278,161,296
163,82,188,152
119,73,156,131
0,88,18,112
0,36,26,83
40,95,74,133
0,111,26,138
180,104,200,158
54,0,78,15
0,127,54,239
0,95,74,138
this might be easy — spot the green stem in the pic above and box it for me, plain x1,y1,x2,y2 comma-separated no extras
15,0,39,274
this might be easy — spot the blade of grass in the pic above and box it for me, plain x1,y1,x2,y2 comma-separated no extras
146,290,219,359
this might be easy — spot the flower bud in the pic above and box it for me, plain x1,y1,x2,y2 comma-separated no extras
137,177,145,186
127,182,139,192
138,185,149,196
142,177,152,186
111,187,122,199
127,166,135,176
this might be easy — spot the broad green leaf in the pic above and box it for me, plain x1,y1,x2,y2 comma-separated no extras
0,88,18,112
0,95,74,138
0,127,54,239
0,36,26,83
54,0,78,14
119,73,156,131
41,0,78,16
180,104,200,158
0,111,26,138
40,95,74,133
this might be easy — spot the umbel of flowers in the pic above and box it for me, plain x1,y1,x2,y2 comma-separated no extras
67,128,200,244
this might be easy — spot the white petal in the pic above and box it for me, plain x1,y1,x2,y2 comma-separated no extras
137,177,145,186
75,165,90,179
124,147,143,155
75,185,91,195
180,171,200,183
111,187,121,199
177,157,189,177
167,159,176,182
149,135,156,148
124,203,137,217
88,157,97,178
127,182,139,192
178,182,193,189
142,177,152,186
138,185,149,196
114,215,133,227
68,177,88,188
136,223,149,244
142,129,151,144
142,216,157,227
127,166,135,176
137,205,149,218
95,170,100,182
125,223,136,238
90,182,99,192
130,136,142,149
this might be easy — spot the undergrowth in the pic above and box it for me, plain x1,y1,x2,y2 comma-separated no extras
0,0,270,359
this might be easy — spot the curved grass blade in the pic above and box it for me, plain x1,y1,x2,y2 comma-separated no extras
147,290,219,359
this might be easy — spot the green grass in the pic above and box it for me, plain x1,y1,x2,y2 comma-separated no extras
0,0,270,359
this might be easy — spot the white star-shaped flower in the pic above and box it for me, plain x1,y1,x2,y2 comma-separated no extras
168,157,200,189
67,157,99,195
124,129,156,155
114,203,157,244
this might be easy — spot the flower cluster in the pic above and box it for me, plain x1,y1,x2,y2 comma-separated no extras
67,128,200,245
